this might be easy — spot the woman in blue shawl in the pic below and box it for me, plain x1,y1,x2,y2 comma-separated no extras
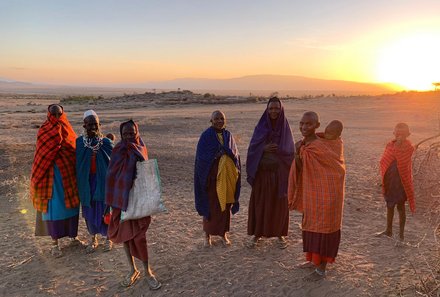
246,97,294,249
194,111,241,247
76,110,113,253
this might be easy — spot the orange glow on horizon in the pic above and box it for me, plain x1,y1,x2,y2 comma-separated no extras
375,32,440,91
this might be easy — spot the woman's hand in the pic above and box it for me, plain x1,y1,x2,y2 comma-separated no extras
263,143,278,153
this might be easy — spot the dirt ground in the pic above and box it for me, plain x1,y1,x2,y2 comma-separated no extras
0,93,439,296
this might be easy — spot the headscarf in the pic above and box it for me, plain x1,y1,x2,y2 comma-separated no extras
105,120,148,210
194,126,241,219
246,98,295,199
30,104,79,212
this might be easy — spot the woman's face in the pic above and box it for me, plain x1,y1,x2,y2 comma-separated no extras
83,116,100,138
211,111,226,131
121,124,137,141
268,101,281,120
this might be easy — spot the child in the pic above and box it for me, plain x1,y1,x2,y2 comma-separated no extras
377,123,415,241
324,120,343,140
106,133,116,142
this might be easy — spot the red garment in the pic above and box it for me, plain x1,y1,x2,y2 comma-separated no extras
90,153,96,174
379,140,415,213
108,208,150,262
30,111,79,212
306,252,335,266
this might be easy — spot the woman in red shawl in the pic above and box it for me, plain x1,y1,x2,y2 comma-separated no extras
246,97,295,249
105,120,161,290
31,104,81,257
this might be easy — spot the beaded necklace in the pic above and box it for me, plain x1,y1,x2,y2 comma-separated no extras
83,135,103,152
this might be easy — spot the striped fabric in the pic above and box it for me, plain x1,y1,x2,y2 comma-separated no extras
379,140,415,213
288,138,346,233
105,121,148,211
30,111,79,212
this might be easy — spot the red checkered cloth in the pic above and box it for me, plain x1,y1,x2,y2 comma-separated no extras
379,139,415,213
30,111,79,212
288,137,346,233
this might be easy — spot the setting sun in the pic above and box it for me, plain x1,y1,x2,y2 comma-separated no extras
375,32,440,90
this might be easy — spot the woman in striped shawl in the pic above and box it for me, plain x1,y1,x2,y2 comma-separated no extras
31,104,81,257
105,120,161,290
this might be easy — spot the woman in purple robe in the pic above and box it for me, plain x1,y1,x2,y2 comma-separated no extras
246,97,295,249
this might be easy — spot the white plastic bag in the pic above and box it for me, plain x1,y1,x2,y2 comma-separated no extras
121,159,166,221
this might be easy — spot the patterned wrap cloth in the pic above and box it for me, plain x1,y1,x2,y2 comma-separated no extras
105,121,148,211
288,137,346,233
379,139,415,213
30,109,79,212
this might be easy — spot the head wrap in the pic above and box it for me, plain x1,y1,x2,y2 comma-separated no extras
83,110,98,120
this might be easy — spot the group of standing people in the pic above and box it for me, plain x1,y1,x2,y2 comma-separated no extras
194,97,347,278
30,97,415,288
30,105,161,289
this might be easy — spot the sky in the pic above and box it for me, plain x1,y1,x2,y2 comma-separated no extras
1,0,440,90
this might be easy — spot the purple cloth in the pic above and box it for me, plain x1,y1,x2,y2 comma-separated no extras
82,201,108,236
246,99,295,199
302,230,341,258
82,173,108,236
46,215,79,240
194,126,241,219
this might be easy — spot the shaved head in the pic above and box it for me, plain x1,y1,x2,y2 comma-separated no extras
303,111,319,123
211,110,226,120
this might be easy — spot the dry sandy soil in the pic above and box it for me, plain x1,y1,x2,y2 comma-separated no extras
0,92,439,296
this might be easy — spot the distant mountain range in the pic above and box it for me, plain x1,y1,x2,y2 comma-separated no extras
0,75,401,96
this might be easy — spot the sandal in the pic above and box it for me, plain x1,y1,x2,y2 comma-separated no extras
120,270,140,287
103,240,113,252
146,275,162,290
221,235,231,246
69,237,85,247
246,236,260,249
86,241,99,254
50,245,63,258
278,237,288,249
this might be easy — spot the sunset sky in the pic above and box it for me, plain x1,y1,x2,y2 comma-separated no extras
1,0,440,90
